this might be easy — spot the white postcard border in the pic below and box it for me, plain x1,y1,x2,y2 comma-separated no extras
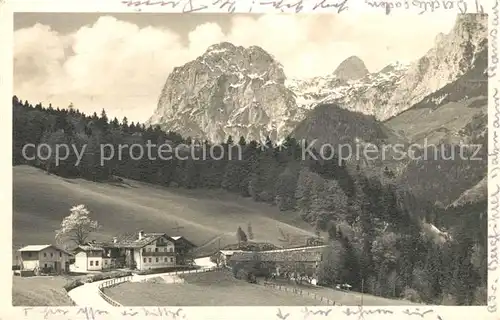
0,0,498,319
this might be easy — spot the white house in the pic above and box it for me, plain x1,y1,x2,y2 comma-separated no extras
17,244,72,274
73,231,179,272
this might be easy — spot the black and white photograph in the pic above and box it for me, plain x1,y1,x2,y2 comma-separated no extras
11,11,489,308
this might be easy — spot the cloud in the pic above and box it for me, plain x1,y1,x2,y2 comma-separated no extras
14,14,456,123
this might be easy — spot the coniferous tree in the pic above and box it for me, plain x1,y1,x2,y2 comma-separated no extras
247,222,254,240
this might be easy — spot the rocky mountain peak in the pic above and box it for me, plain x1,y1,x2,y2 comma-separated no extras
147,15,487,145
378,13,487,120
148,43,296,143
333,56,369,81
205,41,238,52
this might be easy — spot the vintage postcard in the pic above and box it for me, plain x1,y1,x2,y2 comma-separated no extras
1,0,498,319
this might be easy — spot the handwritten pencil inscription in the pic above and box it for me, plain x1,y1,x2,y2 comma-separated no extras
120,0,209,12
121,0,349,12
489,0,499,78
364,0,469,14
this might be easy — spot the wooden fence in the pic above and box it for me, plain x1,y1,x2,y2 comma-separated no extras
97,267,221,306
137,266,221,282
97,275,133,307
163,266,219,275
263,282,341,306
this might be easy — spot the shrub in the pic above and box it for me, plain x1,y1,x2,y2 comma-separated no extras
247,272,257,284
76,270,133,285
136,266,197,275
402,288,423,303
64,279,84,291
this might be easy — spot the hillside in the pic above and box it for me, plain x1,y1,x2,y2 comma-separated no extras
292,104,390,148
449,176,487,208
13,165,316,255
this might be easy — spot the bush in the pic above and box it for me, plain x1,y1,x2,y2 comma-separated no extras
135,266,198,275
234,268,257,284
222,242,281,251
64,279,84,291
402,288,423,303
234,268,247,280
89,270,132,281
66,270,133,290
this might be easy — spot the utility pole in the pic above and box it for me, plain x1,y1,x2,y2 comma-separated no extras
172,221,184,234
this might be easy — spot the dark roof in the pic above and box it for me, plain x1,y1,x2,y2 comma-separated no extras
230,249,323,263
172,236,197,248
74,232,194,251
99,232,175,249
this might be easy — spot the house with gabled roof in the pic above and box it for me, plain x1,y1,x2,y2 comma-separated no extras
229,246,325,277
73,230,194,272
17,244,73,275
171,236,197,265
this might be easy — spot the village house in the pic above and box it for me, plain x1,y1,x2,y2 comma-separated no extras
72,231,195,272
171,236,197,265
229,246,325,278
73,243,112,271
17,244,73,275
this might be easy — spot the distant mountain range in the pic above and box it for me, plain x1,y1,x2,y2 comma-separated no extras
147,14,488,206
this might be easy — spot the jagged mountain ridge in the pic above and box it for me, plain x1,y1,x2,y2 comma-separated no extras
148,14,487,145
290,14,487,122
287,61,409,121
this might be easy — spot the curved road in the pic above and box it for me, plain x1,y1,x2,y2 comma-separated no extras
68,258,216,306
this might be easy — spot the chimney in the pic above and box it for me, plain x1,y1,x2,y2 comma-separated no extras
138,230,144,240
113,237,117,244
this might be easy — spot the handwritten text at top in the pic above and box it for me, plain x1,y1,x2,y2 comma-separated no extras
120,0,349,13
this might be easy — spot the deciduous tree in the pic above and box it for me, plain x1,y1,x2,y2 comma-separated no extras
55,204,101,246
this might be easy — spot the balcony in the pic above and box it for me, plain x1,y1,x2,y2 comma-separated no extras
141,251,175,257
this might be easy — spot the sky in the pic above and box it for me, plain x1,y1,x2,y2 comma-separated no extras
14,13,457,123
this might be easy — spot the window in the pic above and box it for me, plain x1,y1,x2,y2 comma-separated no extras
59,252,62,257
96,260,99,266
143,258,147,263
164,258,167,262
50,253,53,257
155,248,158,252
148,258,152,263
105,260,108,265
90,261,94,266
44,263,47,268
28,252,32,258
148,248,151,252
169,247,173,252
170,257,173,263
43,253,47,257
143,248,146,253
156,258,159,263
